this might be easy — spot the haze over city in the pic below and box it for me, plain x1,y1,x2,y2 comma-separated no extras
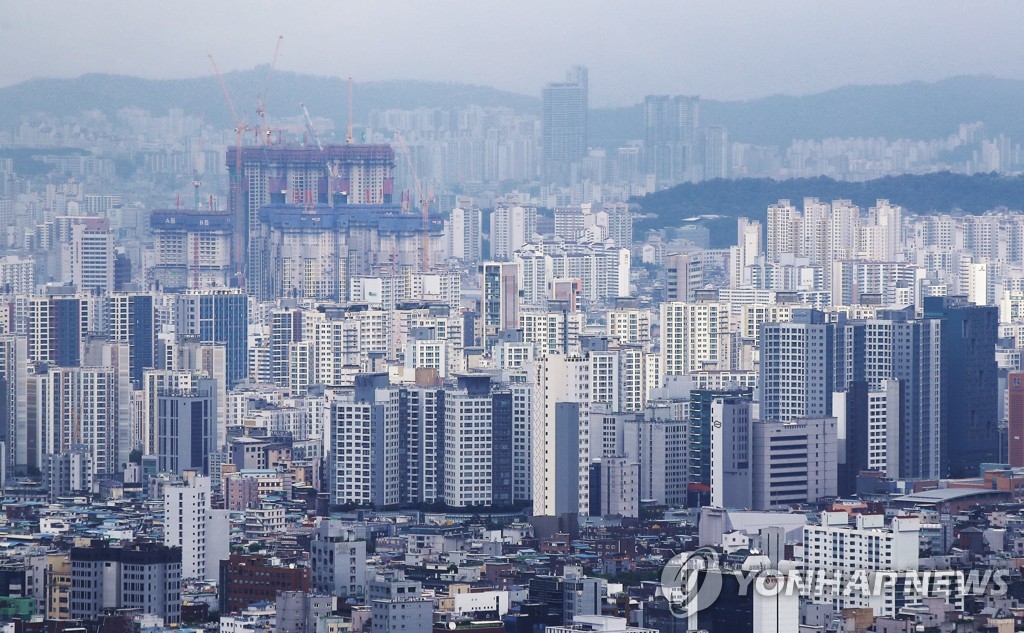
3,1,1024,104
6,3,1024,633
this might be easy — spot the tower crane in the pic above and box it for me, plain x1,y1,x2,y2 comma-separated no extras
301,103,339,205
256,36,284,145
346,77,354,144
209,53,251,282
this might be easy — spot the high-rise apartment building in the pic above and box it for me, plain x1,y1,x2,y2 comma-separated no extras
758,309,835,422
0,335,27,477
62,217,113,294
255,203,444,301
36,366,130,476
622,404,688,507
105,291,154,388
801,512,920,617
660,301,730,376
327,373,400,508
833,309,943,480
27,292,84,367
730,217,763,288
490,204,537,260
542,67,588,185
703,125,730,180
482,262,519,343
664,254,704,302
766,200,800,263
0,256,34,296
149,210,234,290
448,199,483,263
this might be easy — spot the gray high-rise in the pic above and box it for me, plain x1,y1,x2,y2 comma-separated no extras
542,66,588,185
643,95,701,184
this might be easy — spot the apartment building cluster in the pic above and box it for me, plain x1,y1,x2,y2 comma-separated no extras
5,123,1024,632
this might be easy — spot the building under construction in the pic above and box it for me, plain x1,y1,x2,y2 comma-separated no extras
226,144,397,293
253,202,445,302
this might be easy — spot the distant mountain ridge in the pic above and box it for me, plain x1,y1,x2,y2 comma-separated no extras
0,68,541,132
592,76,1024,147
2,71,1023,146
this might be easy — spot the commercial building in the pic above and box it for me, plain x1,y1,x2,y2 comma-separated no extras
70,541,182,625
542,67,588,185
751,417,838,510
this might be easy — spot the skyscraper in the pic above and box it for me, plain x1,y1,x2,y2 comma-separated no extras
28,292,83,367
924,296,999,477
105,292,154,388
156,379,217,475
175,290,248,389
327,373,400,508
542,66,588,185
689,388,752,501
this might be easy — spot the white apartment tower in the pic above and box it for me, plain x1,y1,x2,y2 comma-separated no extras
328,374,400,508
766,200,799,262
490,204,537,260
63,217,114,294
730,218,763,288
163,472,230,581
443,383,494,507
529,354,592,516
660,301,730,376
448,200,483,263
801,511,921,616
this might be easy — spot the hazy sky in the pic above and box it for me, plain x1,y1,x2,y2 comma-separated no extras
3,1,1024,106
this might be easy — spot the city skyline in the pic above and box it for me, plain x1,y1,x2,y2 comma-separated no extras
3,5,1024,632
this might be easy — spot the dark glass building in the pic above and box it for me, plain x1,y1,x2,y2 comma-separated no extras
924,296,1000,477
